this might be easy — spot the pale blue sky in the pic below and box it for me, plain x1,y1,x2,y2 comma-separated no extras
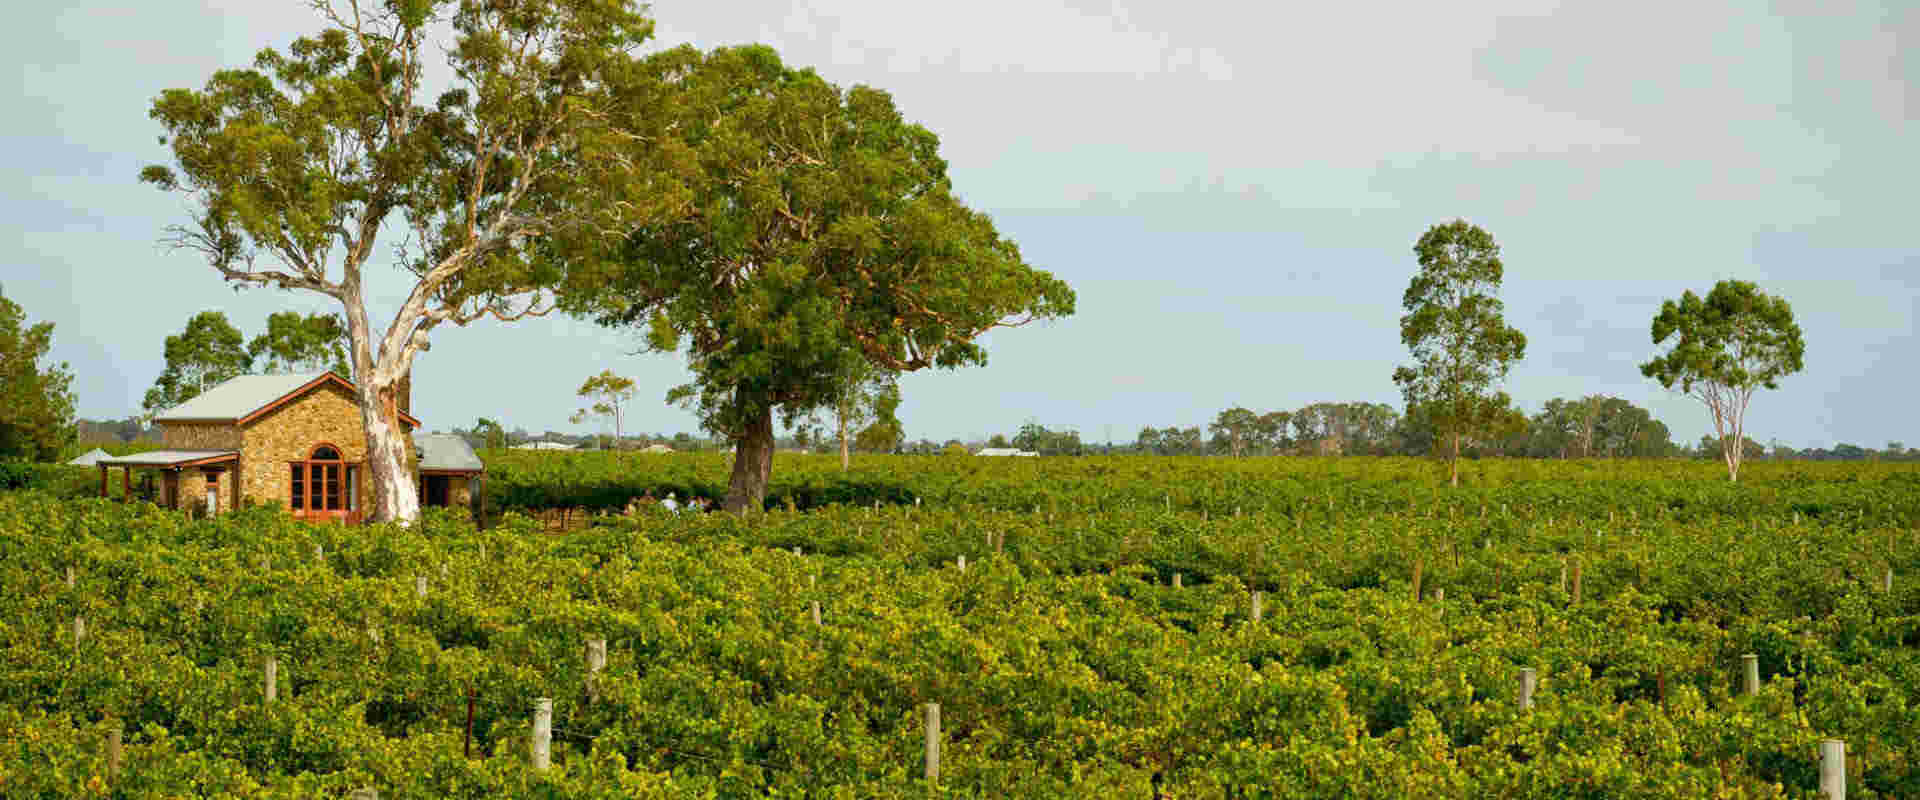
4,1,1914,448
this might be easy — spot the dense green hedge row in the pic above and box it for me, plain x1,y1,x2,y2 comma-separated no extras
2,457,1917,797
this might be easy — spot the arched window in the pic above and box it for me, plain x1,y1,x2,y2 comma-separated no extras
291,443,353,514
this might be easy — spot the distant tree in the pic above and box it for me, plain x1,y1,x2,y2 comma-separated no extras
853,383,905,455
1209,406,1283,457
0,292,77,461
143,311,252,417
828,357,899,470
1013,422,1083,456
1391,220,1529,486
987,434,1011,449
248,312,349,376
943,441,969,456
471,418,507,450
570,370,637,448
1640,280,1805,482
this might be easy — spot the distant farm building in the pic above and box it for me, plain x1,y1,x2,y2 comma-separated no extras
975,447,1039,457
511,441,577,451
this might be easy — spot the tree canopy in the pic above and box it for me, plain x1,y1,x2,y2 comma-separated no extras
142,0,660,522
1392,220,1528,486
142,311,252,416
564,45,1074,510
0,293,76,461
248,312,350,376
1640,279,1804,481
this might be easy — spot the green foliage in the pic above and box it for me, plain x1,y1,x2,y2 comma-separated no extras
4,457,1919,797
142,311,252,415
1392,220,1528,484
472,418,508,451
0,293,76,461
569,370,637,444
564,45,1072,505
247,311,349,376
1641,280,1806,481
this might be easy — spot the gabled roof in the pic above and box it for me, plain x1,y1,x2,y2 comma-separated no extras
67,448,111,466
414,432,485,473
151,372,422,428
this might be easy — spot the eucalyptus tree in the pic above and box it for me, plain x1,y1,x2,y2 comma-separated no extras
1391,220,1528,486
565,46,1074,511
570,369,636,448
0,292,76,462
1640,280,1804,481
248,312,351,376
141,0,660,522
142,311,253,416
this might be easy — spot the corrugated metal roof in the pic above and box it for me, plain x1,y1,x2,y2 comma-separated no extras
415,432,485,472
151,373,327,422
510,441,576,450
96,449,239,467
67,448,111,466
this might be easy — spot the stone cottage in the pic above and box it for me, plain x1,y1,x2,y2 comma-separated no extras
96,372,484,523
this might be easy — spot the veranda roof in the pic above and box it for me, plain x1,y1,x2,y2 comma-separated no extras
415,432,484,473
67,448,111,466
95,450,239,469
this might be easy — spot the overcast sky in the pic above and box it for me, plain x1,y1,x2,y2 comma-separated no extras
4,1,1914,448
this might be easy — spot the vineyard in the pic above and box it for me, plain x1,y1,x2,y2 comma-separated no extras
3,455,1918,797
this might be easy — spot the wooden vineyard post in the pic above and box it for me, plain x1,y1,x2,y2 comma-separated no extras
65,566,75,588
1886,567,1894,593
415,576,428,599
1172,573,1182,589
530,698,553,771
1570,559,1584,606
1743,653,1760,697
350,790,379,800
1518,668,1537,711
585,638,607,704
105,724,122,781
264,655,278,703
1433,587,1444,604
811,600,822,627
924,702,941,785
1251,591,1264,623
1820,739,1845,799
73,615,86,645
957,555,966,572
1410,560,1424,603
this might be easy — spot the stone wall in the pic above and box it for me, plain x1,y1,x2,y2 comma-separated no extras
239,382,414,512
159,422,243,451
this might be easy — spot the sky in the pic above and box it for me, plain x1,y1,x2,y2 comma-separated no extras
3,0,1915,449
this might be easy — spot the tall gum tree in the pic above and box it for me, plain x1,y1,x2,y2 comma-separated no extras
1392,220,1528,486
1640,279,1804,482
564,46,1074,511
141,0,660,523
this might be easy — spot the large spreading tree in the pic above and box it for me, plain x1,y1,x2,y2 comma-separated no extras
0,292,76,462
1392,220,1528,486
1640,279,1804,482
142,0,660,523
564,45,1074,511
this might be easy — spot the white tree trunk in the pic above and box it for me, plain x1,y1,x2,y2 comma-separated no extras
360,383,420,524
838,397,850,471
